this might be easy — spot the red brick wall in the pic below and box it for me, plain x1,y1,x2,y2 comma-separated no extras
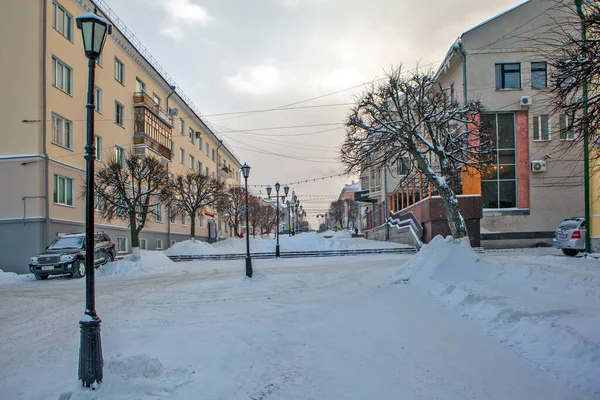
516,111,530,209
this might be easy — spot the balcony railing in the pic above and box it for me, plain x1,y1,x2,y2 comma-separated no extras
218,163,233,178
133,93,173,161
133,92,172,126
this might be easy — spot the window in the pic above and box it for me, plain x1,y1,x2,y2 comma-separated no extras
198,136,203,151
180,148,185,164
94,195,105,212
495,63,521,90
114,58,125,84
115,101,124,127
53,174,74,206
170,240,176,247
533,115,551,141
182,212,187,226
169,207,176,224
140,239,147,250
52,57,72,95
53,1,73,40
94,135,102,161
180,118,185,135
198,161,203,173
153,93,162,108
200,215,205,228
397,157,409,176
206,143,209,157
189,127,195,144
218,155,222,165
560,114,575,141
115,145,126,167
190,155,195,170
169,173,175,183
155,204,163,222
212,171,216,180
212,149,216,162
51,113,72,149
206,166,210,176
135,77,146,93
94,86,102,113
450,83,455,103
481,113,517,209
156,239,164,250
531,62,547,89
117,238,128,253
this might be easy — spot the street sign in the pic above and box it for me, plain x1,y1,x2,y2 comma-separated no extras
354,190,370,201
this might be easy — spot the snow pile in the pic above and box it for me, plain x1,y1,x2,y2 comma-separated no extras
212,237,275,253
164,239,219,256
395,236,600,395
0,269,31,285
99,251,174,277
333,230,352,239
320,230,336,238
66,354,193,399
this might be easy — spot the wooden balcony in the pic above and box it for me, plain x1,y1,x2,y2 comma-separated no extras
133,93,173,161
218,163,233,178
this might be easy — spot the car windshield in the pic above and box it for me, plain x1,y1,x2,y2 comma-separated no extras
47,236,84,250
558,220,581,230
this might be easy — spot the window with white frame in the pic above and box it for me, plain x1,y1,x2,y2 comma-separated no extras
52,1,73,41
52,113,72,149
531,62,547,89
212,171,216,180
180,148,185,164
206,143,209,157
200,215,205,228
52,56,72,94
115,145,126,167
189,127,195,144
206,166,209,176
94,86,102,113
156,239,164,250
94,195,105,211
533,115,551,141
153,93,162,108
117,238,128,253
559,114,575,141
190,155,195,170
155,204,163,222
495,63,521,90
135,77,146,93
198,136,203,151
198,161,203,173
114,58,125,84
170,240,176,247
180,118,185,135
115,101,124,127
53,174,73,206
212,149,215,162
94,135,102,161
169,207,176,223
139,238,147,250
182,212,187,226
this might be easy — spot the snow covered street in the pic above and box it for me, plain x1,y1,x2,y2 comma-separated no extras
0,247,597,399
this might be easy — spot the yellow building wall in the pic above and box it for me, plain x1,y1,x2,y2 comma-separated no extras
590,154,600,240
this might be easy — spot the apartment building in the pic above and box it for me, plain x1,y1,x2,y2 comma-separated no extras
0,0,241,273
384,0,584,248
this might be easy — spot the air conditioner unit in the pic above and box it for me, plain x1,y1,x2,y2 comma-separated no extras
520,96,533,107
195,131,202,139
531,160,546,173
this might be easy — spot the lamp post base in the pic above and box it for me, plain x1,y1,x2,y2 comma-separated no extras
276,244,280,258
78,313,103,387
245,256,253,278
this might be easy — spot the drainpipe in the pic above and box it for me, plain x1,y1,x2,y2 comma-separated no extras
42,0,50,246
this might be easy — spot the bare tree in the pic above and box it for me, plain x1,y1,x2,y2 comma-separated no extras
170,172,223,241
345,199,359,228
341,65,493,241
248,196,261,237
329,200,346,228
217,186,246,236
91,153,171,259
256,203,280,234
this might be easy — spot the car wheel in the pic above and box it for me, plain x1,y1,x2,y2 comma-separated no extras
34,274,49,280
561,249,579,257
104,252,113,265
72,261,86,279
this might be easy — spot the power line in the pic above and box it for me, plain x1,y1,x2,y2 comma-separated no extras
203,103,354,117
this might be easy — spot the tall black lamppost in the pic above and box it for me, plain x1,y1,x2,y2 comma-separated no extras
297,205,303,233
75,10,111,388
286,200,291,236
266,182,282,258
241,163,252,277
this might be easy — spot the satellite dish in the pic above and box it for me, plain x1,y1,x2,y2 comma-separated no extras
170,108,179,116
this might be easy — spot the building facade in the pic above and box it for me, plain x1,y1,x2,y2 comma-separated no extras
0,0,241,273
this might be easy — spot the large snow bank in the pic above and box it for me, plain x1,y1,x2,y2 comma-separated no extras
320,230,336,238
0,269,31,285
395,236,600,395
333,230,352,239
99,251,173,277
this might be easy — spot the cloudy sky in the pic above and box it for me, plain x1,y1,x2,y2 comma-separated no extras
103,0,523,223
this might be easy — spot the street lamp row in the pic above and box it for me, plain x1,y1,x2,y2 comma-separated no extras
266,183,289,257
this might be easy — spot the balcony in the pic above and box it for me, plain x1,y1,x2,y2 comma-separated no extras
218,163,233,179
133,92,173,161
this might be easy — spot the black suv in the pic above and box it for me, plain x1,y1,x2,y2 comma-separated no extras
29,232,117,280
